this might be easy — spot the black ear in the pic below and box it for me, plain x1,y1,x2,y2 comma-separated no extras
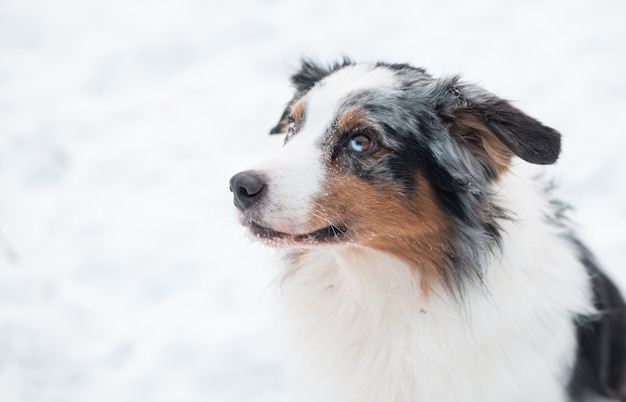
291,58,347,93
468,97,561,165
270,57,353,134
438,79,562,165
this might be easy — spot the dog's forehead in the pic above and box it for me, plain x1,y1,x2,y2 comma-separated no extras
309,64,399,103
299,64,399,138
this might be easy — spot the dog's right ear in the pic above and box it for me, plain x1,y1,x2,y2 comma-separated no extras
270,58,353,134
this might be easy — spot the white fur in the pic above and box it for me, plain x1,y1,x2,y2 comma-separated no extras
278,163,596,402
253,131,325,234
304,64,398,131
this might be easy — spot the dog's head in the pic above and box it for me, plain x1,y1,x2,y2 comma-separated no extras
230,59,561,290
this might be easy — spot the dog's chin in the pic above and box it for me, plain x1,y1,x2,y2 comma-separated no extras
245,220,348,247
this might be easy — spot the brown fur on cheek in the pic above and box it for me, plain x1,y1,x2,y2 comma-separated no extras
310,170,453,292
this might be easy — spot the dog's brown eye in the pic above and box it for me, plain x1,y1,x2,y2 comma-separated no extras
348,134,374,153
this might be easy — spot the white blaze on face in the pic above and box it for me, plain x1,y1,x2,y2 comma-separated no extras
253,64,398,235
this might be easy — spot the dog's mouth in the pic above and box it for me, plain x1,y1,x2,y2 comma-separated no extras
247,220,348,245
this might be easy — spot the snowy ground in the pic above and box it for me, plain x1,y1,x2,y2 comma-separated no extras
0,0,625,401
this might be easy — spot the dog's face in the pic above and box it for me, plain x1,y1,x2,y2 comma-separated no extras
230,59,561,286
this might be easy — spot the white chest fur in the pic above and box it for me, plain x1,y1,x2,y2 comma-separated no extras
279,169,596,402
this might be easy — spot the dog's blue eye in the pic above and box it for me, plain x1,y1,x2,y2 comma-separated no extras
348,134,373,153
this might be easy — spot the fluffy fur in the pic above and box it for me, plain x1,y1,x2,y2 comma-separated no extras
229,59,626,401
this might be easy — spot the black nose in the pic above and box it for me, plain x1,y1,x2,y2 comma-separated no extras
229,170,267,211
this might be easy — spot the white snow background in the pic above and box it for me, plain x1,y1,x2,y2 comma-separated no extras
0,0,625,401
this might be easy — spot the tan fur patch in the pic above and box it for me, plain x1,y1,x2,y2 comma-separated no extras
309,169,452,294
335,108,369,133
453,111,512,177
292,101,306,125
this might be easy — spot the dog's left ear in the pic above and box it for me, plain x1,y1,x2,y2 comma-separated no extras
270,57,353,134
436,78,561,175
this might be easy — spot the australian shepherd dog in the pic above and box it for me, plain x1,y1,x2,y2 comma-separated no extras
229,59,626,402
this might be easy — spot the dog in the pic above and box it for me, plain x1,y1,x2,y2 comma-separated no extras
229,59,626,402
